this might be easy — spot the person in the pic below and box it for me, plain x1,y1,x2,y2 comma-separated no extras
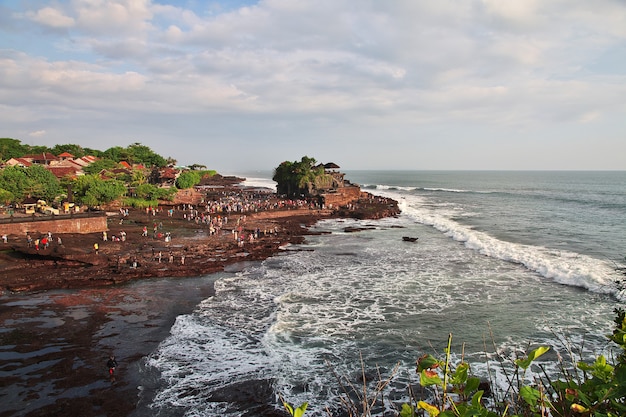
93,242,99,254
107,355,118,381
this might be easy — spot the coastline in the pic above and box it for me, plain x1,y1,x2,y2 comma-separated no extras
0,190,399,417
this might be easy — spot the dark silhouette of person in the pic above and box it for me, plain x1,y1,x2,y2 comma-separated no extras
107,355,118,381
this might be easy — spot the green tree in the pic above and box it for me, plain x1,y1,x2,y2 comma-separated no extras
50,144,87,158
273,156,325,197
188,163,207,170
127,143,167,167
0,166,30,200
0,188,14,205
82,158,118,175
71,175,126,206
0,165,61,202
175,171,201,189
25,165,61,202
102,146,132,163
134,183,157,200
0,138,29,161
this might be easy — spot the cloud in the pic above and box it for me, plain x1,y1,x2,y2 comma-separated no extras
27,7,75,29
29,130,47,137
1,0,625,170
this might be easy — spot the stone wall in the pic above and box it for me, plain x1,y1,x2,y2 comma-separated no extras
0,214,108,236
321,185,362,208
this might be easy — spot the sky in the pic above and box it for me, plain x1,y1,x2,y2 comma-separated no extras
1,0,625,171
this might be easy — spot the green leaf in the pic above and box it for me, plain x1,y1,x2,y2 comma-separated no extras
450,362,469,385
471,390,484,408
464,377,481,395
515,346,550,369
519,385,542,407
420,369,443,387
293,402,308,417
282,401,308,417
399,403,416,417
417,354,441,372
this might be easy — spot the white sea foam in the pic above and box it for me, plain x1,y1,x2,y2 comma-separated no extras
241,176,277,191
391,192,621,300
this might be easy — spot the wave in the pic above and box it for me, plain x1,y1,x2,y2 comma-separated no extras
362,184,418,191
241,176,277,191
386,193,623,301
362,183,496,194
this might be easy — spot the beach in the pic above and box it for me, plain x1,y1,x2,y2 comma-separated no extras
0,188,399,417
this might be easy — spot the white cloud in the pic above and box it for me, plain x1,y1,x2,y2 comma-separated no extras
27,7,75,29
29,130,47,137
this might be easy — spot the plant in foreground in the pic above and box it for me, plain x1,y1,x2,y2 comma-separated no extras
280,308,626,416
282,399,308,417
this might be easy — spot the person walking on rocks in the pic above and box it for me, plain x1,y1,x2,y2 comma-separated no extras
107,355,118,381
94,242,99,254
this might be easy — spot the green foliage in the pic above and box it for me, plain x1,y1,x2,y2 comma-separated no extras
128,183,175,201
175,170,201,189
283,401,308,417
50,144,89,158
0,138,29,161
26,164,62,202
127,143,167,167
0,166,31,200
82,158,119,175
102,143,167,167
272,156,325,197
0,139,205,207
121,197,159,208
71,175,126,207
0,165,61,202
0,188,13,205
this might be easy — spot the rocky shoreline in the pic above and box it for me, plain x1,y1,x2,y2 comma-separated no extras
0,191,399,294
0,187,400,417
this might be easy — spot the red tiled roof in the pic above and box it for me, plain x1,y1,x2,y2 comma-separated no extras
46,166,79,179
6,157,32,167
23,153,59,162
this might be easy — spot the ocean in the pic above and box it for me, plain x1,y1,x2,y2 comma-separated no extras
137,170,626,417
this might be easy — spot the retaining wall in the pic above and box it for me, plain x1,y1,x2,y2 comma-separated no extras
0,214,108,236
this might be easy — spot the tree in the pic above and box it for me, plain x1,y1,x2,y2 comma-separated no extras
127,143,167,167
273,156,325,197
82,158,118,175
50,144,87,158
71,175,126,206
25,165,61,202
0,166,30,200
0,138,29,161
175,171,201,189
0,188,13,205
0,165,61,202
188,163,207,170
102,146,132,163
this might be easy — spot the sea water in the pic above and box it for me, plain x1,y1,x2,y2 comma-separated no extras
139,170,626,417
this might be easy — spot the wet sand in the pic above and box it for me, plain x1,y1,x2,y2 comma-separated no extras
0,274,221,417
